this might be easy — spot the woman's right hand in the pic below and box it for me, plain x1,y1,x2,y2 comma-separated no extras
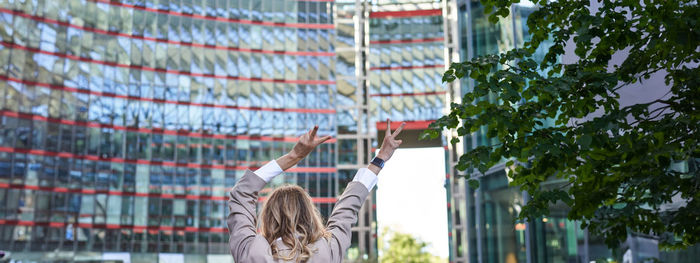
376,118,405,162
277,126,332,170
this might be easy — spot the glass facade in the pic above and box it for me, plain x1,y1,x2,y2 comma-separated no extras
334,1,458,261
365,1,458,262
0,0,343,262
368,8,446,125
335,0,378,261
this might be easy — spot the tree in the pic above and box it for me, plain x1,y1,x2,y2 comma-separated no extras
424,0,699,249
380,229,443,263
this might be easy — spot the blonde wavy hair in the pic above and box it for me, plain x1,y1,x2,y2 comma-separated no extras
260,185,331,262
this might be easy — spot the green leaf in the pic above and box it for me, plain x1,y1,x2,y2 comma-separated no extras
578,134,593,150
443,73,456,83
468,179,480,189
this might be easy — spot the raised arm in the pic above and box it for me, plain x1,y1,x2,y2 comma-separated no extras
326,119,404,262
227,126,331,262
227,169,271,262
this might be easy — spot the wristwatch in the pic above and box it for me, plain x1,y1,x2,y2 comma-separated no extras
370,157,385,169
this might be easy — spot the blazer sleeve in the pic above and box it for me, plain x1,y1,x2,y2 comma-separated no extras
326,181,371,263
227,170,275,263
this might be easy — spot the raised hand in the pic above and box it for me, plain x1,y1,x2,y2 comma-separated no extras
376,118,405,162
277,126,332,170
290,126,332,159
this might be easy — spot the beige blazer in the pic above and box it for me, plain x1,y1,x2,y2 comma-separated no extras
227,170,370,263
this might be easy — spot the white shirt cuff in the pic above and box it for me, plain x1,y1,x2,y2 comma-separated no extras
352,168,378,191
254,160,284,182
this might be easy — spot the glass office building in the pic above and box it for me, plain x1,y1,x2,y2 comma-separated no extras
337,1,458,261
367,6,446,124
334,0,378,261
362,1,458,262
0,0,343,262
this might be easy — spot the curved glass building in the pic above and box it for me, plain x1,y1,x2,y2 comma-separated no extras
0,0,340,262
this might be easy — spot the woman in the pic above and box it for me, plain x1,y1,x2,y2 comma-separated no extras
227,119,405,263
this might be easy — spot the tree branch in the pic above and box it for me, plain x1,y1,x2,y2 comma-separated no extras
628,105,672,126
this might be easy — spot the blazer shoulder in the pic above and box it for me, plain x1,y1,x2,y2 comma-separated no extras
238,235,275,263
251,235,272,251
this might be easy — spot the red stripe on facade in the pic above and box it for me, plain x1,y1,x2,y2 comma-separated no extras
0,75,336,114
370,64,445,70
369,91,447,97
0,219,228,233
376,120,434,130
0,146,337,173
0,41,334,85
0,8,334,57
0,183,228,201
370,37,445,44
369,9,442,18
0,183,338,203
87,0,334,29
0,110,337,144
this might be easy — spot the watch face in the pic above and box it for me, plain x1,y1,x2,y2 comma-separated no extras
372,157,384,168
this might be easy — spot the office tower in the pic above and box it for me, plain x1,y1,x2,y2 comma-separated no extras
338,0,460,261
0,0,339,262
334,0,377,261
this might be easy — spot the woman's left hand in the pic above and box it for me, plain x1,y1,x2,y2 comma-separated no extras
277,126,332,170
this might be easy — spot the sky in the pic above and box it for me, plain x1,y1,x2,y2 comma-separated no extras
376,147,449,260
